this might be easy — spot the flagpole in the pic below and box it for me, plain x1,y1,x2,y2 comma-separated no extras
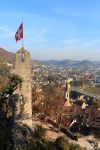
22,35,24,48
22,21,24,48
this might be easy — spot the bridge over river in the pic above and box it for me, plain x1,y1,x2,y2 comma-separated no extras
71,87,100,100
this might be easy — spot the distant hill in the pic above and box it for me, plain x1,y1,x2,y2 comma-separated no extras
32,60,42,65
0,47,15,63
33,59,80,67
40,59,100,67
40,59,80,66
0,47,100,68
0,47,42,65
40,60,61,65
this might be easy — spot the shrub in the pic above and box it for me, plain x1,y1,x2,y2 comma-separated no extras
34,125,46,140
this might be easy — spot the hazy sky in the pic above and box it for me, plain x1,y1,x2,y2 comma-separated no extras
0,0,100,60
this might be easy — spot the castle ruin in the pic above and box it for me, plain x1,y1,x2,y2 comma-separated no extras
14,47,32,127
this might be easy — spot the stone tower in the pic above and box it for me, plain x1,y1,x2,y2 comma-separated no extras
14,47,32,127
65,78,73,107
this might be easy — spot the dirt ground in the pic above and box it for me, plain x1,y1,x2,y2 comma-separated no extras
33,119,100,150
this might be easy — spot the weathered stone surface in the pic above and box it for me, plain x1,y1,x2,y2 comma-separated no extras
14,47,32,127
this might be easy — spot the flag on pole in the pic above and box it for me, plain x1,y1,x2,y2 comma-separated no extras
15,23,23,42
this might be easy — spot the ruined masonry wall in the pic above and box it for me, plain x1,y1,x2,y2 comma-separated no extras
15,48,32,127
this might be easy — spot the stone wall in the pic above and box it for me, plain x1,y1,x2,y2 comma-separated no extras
14,47,32,127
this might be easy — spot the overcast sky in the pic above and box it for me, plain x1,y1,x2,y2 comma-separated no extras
0,0,100,60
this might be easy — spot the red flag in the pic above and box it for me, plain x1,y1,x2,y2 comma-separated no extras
15,23,23,42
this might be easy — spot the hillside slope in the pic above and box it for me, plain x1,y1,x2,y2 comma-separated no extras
0,47,15,63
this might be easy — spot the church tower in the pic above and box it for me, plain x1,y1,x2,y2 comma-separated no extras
14,47,32,127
